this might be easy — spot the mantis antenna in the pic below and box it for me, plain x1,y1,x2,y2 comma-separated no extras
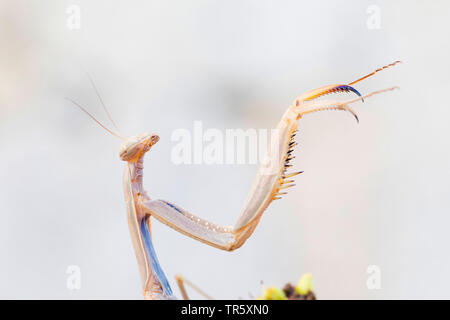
66,97,123,139
85,72,124,136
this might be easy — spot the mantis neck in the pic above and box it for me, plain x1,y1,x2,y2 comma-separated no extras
128,156,146,198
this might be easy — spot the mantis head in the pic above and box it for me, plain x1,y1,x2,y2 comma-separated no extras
119,133,160,161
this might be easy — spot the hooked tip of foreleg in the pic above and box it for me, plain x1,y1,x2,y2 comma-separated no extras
341,105,359,123
352,111,359,124
327,84,364,102
338,85,364,102
300,84,364,104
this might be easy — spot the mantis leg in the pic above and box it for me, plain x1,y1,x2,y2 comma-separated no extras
139,62,400,252
175,274,213,300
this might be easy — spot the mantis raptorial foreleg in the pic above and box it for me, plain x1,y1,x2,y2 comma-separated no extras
137,64,400,252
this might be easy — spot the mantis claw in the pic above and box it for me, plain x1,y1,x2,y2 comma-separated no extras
299,84,363,103
334,85,364,102
341,105,359,123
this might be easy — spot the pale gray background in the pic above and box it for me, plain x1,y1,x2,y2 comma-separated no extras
0,1,448,299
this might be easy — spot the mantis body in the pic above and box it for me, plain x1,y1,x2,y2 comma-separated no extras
70,62,400,299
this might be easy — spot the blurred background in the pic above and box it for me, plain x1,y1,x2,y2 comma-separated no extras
0,0,448,299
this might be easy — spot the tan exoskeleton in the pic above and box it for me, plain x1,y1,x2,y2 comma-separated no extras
69,61,400,300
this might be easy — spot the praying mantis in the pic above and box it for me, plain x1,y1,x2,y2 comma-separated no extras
69,61,400,299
